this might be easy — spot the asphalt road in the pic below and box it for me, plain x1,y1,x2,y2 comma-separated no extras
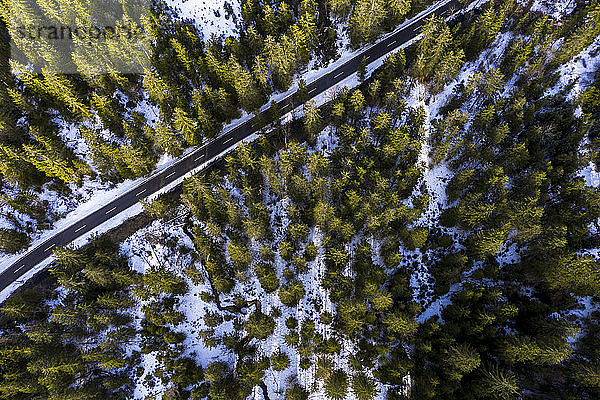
0,0,461,292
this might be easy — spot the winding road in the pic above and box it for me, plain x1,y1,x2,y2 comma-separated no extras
0,0,460,292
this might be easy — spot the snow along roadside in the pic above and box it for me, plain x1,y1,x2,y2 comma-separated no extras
0,0,462,302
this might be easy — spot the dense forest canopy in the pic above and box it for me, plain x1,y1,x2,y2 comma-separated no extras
0,0,433,255
1,0,600,399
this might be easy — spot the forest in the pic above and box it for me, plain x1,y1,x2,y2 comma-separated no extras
1,0,600,399
0,0,434,254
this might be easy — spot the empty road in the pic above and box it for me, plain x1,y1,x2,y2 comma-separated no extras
0,0,460,292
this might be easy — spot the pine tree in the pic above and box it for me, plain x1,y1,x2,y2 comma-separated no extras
371,290,393,311
228,240,251,271
460,3,506,60
386,0,411,25
466,228,508,260
228,56,263,112
279,280,305,307
0,289,41,320
263,34,297,91
297,78,310,104
383,311,418,338
285,383,309,400
262,4,278,36
304,100,321,144
146,122,184,156
325,369,349,400
0,143,43,187
143,69,173,105
410,16,463,91
352,373,378,400
173,107,200,146
244,311,275,339
444,343,481,380
142,196,177,221
171,38,194,73
23,128,88,183
349,0,387,46
271,349,290,371
254,262,280,293
41,73,92,120
476,365,519,400
542,253,600,295
328,0,352,21
338,300,367,336
358,56,367,82
571,362,600,389
556,2,600,63
297,0,317,63
501,335,572,366
0,228,30,254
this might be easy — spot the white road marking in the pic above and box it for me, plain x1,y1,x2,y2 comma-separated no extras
281,103,289,110
165,171,176,179
14,265,26,274
194,155,204,162
74,225,87,233
334,71,344,79
223,137,233,144
1,4,458,289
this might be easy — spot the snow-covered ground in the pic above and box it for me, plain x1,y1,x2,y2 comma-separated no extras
122,219,234,399
120,175,394,399
549,34,600,101
0,0,459,302
7,1,600,398
529,0,576,19
165,0,241,39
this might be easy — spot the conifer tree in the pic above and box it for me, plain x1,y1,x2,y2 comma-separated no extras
279,280,305,307
271,349,290,371
328,0,352,21
286,383,309,400
358,56,367,82
173,107,200,146
555,2,600,63
325,370,349,400
352,373,378,400
444,343,481,380
0,228,30,254
244,310,275,339
228,56,263,112
349,0,386,47
304,100,321,144
476,365,519,400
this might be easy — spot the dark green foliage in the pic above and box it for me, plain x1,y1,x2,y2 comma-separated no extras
2,2,597,399
285,383,309,400
324,369,349,400
352,373,378,400
430,253,468,295
204,362,250,400
244,311,276,339
0,228,30,254
279,280,306,307
271,349,290,371
254,262,280,293
444,343,481,381
0,237,136,399
409,16,464,92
